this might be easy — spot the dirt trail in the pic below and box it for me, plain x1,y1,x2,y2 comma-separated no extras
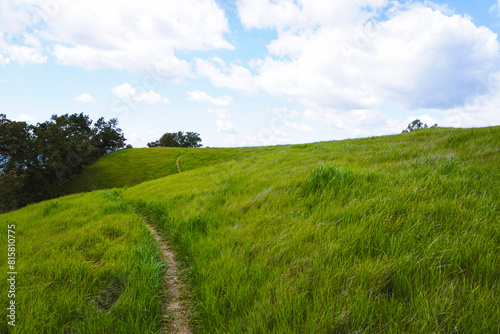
145,223,191,334
176,156,182,173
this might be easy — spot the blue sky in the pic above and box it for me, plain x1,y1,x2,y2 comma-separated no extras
1,0,499,147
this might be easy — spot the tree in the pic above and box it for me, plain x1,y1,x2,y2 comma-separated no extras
148,131,202,148
147,140,160,148
0,113,126,212
0,117,49,210
91,117,126,155
183,132,203,148
159,132,181,147
0,117,35,174
34,114,98,183
402,119,438,133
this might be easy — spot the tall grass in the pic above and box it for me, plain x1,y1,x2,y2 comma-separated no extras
2,126,499,333
121,126,499,333
0,190,165,333
59,148,182,195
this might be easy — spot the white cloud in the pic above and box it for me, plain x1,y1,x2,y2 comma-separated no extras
238,0,388,31
224,128,290,147
305,108,388,132
13,113,36,123
188,90,233,106
490,1,500,16
206,108,231,119
237,0,302,30
283,121,314,132
0,33,46,66
111,83,170,104
195,57,258,94
216,119,236,133
126,133,146,147
46,0,231,78
356,6,500,110
75,93,96,103
438,73,500,128
0,1,33,35
197,1,500,129
0,54,9,66
1,0,232,76
206,108,236,133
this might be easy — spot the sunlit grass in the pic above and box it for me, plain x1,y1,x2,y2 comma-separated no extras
59,147,182,195
0,190,165,333
1,126,499,333
60,146,260,196
122,126,499,333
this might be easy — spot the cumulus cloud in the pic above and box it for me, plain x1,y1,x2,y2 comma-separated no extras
283,121,314,132
195,1,500,129
126,133,148,147
0,33,46,66
490,1,500,16
1,0,232,76
206,108,231,119
356,6,499,110
111,83,170,104
0,1,33,35
195,57,258,94
216,119,236,133
238,0,388,30
188,90,233,106
206,108,236,133
224,128,291,147
14,113,36,123
75,93,96,103
439,73,500,128
0,54,9,66
47,0,231,79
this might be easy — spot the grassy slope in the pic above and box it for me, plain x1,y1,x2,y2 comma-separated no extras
122,126,499,333
59,147,181,195
0,191,165,333
60,147,259,195
1,126,499,333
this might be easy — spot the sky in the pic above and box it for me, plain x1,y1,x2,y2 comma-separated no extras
1,0,500,148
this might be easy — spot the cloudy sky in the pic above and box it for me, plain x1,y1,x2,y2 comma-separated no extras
1,0,500,147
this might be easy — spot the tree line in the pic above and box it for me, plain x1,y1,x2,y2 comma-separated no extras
147,131,202,148
0,113,126,212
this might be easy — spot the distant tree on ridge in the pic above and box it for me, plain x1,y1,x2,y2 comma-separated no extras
402,119,438,133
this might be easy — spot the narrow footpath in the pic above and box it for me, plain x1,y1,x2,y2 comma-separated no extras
146,223,191,334
146,153,189,333
176,156,182,173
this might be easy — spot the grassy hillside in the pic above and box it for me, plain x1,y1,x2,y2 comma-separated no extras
59,147,181,195
121,126,499,333
60,146,259,195
0,191,164,333
2,126,499,333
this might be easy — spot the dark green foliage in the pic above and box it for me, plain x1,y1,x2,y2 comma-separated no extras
148,131,202,148
91,117,126,155
0,113,126,211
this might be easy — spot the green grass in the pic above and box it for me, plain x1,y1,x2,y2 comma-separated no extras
0,190,165,333
2,126,499,333
59,147,181,195
60,146,259,196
